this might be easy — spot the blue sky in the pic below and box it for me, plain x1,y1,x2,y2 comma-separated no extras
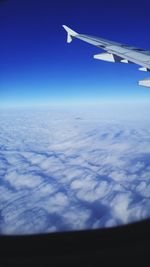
1,0,150,107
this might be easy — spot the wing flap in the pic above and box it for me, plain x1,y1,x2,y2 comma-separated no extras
94,52,133,63
139,78,150,87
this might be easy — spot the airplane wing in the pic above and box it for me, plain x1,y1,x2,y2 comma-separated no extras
62,25,150,87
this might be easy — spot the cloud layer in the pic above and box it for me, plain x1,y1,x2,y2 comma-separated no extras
0,106,150,235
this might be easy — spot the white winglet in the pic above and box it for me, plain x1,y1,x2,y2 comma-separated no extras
62,25,78,43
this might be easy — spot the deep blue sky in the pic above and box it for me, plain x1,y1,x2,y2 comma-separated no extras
1,0,150,107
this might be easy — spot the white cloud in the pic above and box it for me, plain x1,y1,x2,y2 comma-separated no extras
111,193,132,223
0,106,150,234
136,183,150,198
62,208,91,230
5,171,42,189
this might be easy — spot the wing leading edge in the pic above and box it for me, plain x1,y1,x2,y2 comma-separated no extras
62,25,150,88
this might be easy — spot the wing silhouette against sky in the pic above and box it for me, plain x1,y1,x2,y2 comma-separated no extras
63,25,150,87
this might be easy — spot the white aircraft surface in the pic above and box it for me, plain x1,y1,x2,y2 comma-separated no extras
63,25,150,87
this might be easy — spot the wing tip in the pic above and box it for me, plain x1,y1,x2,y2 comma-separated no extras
62,25,78,37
